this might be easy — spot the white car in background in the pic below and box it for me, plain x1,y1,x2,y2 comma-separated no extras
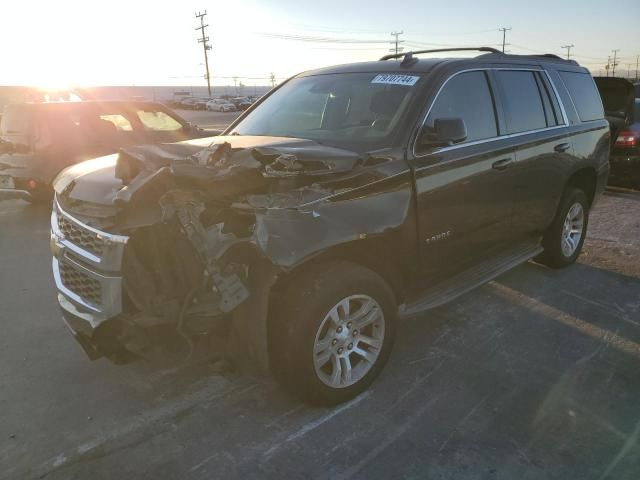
206,99,237,112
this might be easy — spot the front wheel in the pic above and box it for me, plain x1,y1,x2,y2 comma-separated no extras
536,187,589,268
270,261,396,405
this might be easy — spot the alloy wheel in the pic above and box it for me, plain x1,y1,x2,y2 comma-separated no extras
561,202,585,257
313,295,385,388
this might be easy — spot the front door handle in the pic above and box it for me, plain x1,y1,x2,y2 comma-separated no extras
492,158,513,170
554,142,571,153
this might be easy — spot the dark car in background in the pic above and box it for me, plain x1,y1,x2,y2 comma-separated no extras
230,97,254,111
594,77,640,188
0,101,216,202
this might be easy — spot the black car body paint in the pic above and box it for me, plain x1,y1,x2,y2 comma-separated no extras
49,53,609,371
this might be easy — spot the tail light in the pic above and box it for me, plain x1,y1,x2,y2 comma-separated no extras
615,130,640,148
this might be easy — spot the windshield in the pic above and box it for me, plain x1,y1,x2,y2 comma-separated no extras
231,72,422,150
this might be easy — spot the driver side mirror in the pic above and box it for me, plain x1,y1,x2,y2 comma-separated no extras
419,117,467,147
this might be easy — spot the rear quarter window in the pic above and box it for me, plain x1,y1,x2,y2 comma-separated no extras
559,71,604,122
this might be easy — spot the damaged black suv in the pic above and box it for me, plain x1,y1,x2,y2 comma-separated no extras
51,47,609,404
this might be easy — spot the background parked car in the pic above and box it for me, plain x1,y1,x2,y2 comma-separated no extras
178,97,210,110
230,97,254,111
178,97,199,109
594,77,640,188
206,98,237,112
0,101,218,202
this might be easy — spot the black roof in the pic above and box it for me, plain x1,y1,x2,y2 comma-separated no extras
298,49,585,78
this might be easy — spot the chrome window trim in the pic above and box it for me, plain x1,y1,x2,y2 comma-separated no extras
412,67,570,159
543,70,570,125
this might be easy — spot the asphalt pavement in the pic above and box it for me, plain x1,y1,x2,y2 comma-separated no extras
1,116,639,479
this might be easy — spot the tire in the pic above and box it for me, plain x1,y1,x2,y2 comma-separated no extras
536,187,589,269
270,261,396,405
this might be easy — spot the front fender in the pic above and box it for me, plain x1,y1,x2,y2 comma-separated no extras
253,177,415,269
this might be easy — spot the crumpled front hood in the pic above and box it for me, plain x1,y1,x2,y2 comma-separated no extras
54,136,362,207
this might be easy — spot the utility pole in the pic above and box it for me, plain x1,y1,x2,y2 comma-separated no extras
499,27,511,53
195,11,212,97
606,56,611,77
611,49,619,77
635,55,639,81
270,73,276,88
390,31,404,56
561,44,574,60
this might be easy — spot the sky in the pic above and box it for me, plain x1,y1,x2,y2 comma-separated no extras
1,0,638,87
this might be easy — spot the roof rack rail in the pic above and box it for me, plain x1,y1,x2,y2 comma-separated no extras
379,46,503,63
529,53,564,60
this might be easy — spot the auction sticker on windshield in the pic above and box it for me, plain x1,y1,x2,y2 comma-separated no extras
371,74,420,86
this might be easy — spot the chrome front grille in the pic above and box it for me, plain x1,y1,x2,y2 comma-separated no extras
52,198,129,325
57,214,106,257
59,262,102,307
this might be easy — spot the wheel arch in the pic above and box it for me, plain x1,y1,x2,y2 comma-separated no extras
565,167,597,206
268,236,409,316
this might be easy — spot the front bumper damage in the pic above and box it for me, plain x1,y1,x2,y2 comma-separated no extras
50,137,413,371
51,196,273,368
51,200,129,359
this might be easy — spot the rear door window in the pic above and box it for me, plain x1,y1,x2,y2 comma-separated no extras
99,114,133,131
425,71,498,143
559,71,604,122
136,110,183,131
495,71,547,134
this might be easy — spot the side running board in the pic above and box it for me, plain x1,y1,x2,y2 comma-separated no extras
399,242,543,318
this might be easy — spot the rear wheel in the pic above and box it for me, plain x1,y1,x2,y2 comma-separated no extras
536,187,589,268
270,261,396,405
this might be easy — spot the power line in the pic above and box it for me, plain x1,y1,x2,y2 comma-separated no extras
195,11,212,97
390,31,404,56
499,27,512,53
561,44,574,60
611,49,620,77
258,32,388,44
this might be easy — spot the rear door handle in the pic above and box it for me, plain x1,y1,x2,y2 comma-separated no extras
492,158,514,170
554,142,571,153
